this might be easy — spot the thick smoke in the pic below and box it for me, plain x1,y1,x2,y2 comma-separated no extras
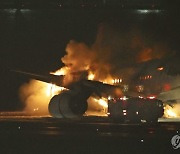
19,80,54,115
60,24,168,85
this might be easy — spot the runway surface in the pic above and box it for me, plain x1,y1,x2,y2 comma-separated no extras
0,112,180,154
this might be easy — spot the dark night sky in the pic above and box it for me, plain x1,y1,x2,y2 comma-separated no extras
0,4,180,111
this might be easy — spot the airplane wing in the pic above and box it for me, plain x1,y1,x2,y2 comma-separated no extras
11,69,122,97
11,70,64,87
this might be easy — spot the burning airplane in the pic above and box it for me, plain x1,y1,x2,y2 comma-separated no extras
12,24,180,120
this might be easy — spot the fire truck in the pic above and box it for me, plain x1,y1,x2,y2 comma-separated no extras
108,96,164,122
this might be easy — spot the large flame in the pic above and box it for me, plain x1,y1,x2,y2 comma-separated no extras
163,104,180,118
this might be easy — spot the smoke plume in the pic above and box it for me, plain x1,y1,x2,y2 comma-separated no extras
60,24,169,85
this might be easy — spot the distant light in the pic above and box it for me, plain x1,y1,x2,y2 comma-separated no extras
140,10,148,13
139,96,143,99
147,96,156,99
19,9,31,13
136,112,139,115
4,9,16,14
141,139,144,142
137,10,161,14
157,67,164,71
163,84,171,91
136,85,144,92
120,96,128,100
123,110,127,113
123,85,129,92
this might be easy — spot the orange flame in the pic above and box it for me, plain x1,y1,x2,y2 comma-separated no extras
88,72,95,80
46,83,66,97
50,66,69,75
93,97,108,108
164,104,178,118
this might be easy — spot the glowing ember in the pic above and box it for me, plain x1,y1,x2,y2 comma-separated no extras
113,78,122,84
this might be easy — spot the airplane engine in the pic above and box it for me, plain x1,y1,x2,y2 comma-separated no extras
48,91,88,118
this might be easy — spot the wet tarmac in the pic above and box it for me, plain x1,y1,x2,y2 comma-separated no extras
0,113,179,154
